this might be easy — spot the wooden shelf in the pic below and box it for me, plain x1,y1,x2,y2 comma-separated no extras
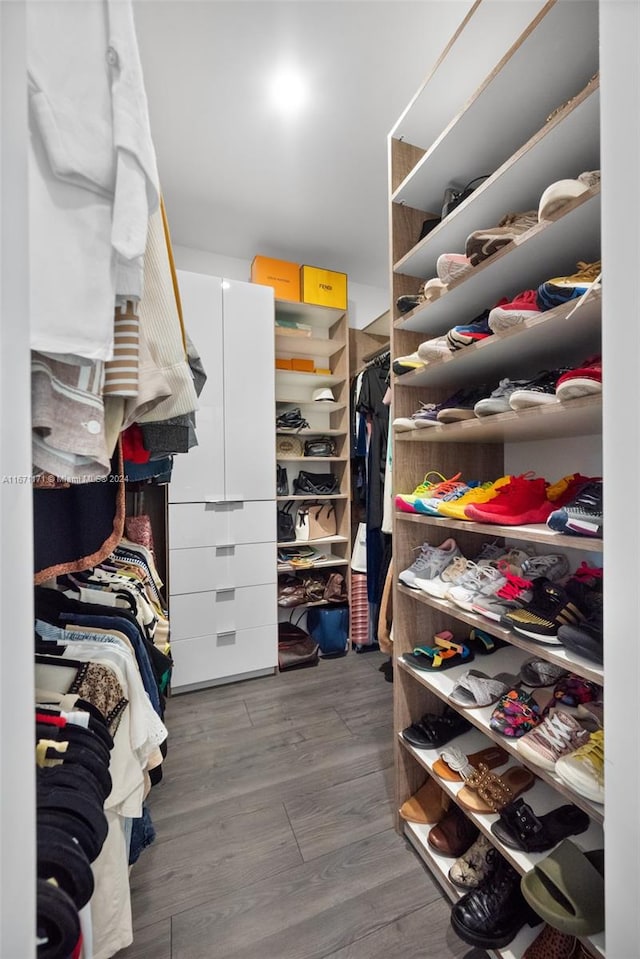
277,553,349,573
275,399,346,412
397,582,603,686
275,369,342,388
276,427,346,436
277,456,342,463
277,535,348,548
395,189,600,334
275,334,346,358
275,299,345,329
277,494,347,502
397,649,604,825
395,511,602,554
394,84,600,280
394,291,601,388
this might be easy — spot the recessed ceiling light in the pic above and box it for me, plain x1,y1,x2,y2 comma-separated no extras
269,66,307,116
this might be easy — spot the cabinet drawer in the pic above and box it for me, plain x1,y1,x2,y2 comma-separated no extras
170,624,277,689
170,583,276,641
169,501,276,549
169,542,276,594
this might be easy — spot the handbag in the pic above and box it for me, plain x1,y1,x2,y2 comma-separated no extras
277,465,289,496
306,605,349,658
294,506,310,541
293,471,338,495
277,502,296,543
323,571,348,603
302,573,327,604
307,503,337,539
276,407,310,432
277,619,319,671
276,435,304,458
304,436,337,457
441,175,490,219
277,575,307,608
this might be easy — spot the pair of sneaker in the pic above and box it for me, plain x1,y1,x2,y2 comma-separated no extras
393,384,496,430
472,359,602,417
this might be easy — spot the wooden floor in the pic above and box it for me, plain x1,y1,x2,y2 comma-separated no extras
118,651,485,959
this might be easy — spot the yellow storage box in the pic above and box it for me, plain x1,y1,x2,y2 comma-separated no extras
251,255,301,302
300,265,348,310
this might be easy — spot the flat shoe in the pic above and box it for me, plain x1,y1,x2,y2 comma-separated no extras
450,670,520,708
520,840,604,936
448,834,498,889
458,764,536,814
433,744,509,782
522,923,579,959
402,706,472,749
399,778,450,825
519,658,568,687
491,799,589,852
427,804,479,857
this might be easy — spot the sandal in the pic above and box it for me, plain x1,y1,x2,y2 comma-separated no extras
457,763,535,813
466,627,508,655
489,688,546,738
401,706,472,749
433,744,509,782
404,633,474,672
491,798,589,852
519,658,568,688
450,670,520,708
520,840,604,936
547,674,601,710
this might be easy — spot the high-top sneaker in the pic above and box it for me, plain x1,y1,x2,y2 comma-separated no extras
464,475,552,526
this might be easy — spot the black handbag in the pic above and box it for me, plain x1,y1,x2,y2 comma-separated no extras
277,502,296,542
304,436,337,457
277,465,289,496
293,471,339,495
441,175,490,219
276,407,310,432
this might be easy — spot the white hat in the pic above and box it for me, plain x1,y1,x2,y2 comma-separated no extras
538,179,589,222
312,387,335,402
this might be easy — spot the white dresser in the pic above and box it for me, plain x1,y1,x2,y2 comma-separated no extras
168,271,277,691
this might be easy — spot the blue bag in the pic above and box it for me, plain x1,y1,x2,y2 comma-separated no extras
305,605,349,658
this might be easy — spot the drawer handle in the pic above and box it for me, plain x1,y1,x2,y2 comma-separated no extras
216,588,235,596
217,630,236,638
216,543,236,551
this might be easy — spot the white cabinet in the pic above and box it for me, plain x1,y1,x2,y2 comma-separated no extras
168,271,277,691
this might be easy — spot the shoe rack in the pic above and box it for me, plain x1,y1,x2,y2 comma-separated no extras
274,299,352,599
389,3,604,957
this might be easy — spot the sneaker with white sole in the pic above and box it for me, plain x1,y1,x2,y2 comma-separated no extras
487,289,541,332
395,471,456,514
436,253,474,284
517,709,590,771
417,336,453,362
393,403,438,432
474,379,530,417
392,352,425,376
416,555,473,599
555,729,604,803
465,210,538,266
398,538,462,590
520,553,570,582
472,569,534,622
447,563,508,612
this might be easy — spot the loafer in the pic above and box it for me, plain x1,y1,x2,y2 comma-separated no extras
448,834,499,889
427,804,479,857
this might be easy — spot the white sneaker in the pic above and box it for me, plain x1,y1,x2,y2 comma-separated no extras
398,538,462,589
447,564,507,611
417,337,452,362
416,555,472,599
436,253,474,284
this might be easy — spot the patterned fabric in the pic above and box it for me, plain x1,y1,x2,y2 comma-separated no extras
103,302,140,397
69,661,128,734
350,572,369,650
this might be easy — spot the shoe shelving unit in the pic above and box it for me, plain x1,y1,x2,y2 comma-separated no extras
274,299,352,602
389,3,604,958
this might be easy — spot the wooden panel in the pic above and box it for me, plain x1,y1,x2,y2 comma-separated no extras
390,138,426,193
391,202,435,266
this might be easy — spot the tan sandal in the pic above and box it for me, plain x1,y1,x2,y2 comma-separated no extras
457,763,535,814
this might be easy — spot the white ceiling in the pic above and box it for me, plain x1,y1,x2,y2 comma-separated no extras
133,1,473,289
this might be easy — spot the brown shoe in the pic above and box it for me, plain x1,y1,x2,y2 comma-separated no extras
399,777,450,825
427,804,478,857
523,923,578,959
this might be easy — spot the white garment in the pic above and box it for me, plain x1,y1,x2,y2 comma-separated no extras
91,811,133,959
27,0,159,358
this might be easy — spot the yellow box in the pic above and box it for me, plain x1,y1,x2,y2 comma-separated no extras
251,255,300,302
300,265,348,310
314,367,331,376
275,357,292,370
291,358,315,372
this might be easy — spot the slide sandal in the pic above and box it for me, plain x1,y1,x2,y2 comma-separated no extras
491,798,590,852
466,627,508,655
433,744,509,782
457,763,536,814
520,839,604,936
450,670,520,708
404,638,474,671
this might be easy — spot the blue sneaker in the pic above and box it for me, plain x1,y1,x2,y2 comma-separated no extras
536,260,601,311
446,309,493,350
414,480,482,516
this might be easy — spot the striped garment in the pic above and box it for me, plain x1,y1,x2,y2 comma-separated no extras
103,301,140,397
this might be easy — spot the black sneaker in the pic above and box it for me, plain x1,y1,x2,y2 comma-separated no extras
547,480,603,537
508,369,570,411
503,578,587,643
436,384,495,423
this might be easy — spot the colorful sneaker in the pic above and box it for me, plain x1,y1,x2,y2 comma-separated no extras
392,352,424,376
446,310,493,350
489,688,544,738
395,471,457,514
436,252,473,284
437,385,495,423
465,210,538,266
473,379,530,416
398,538,462,589
413,479,480,516
536,261,601,311
464,474,553,526
437,476,511,520
555,355,602,401
417,336,453,362
547,481,603,537
503,579,586,643
472,569,534,622
555,729,604,803
517,710,590,771
508,369,569,410
393,403,438,432
446,563,508,612
487,289,541,332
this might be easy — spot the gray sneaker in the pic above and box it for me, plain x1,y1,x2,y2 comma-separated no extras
465,210,538,266
474,378,530,417
393,403,437,432
398,538,462,589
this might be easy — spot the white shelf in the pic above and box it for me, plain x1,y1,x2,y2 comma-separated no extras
277,456,342,463
395,291,601,388
277,495,347,502
397,648,603,825
394,394,601,444
275,299,345,329
277,553,349,573
395,511,603,555
395,189,600,333
275,369,342,388
275,334,346,358
277,535,348,548
276,427,346,436
397,582,604,687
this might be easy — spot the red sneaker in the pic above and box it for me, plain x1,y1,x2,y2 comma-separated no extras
555,355,602,401
487,289,541,332
464,474,552,525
